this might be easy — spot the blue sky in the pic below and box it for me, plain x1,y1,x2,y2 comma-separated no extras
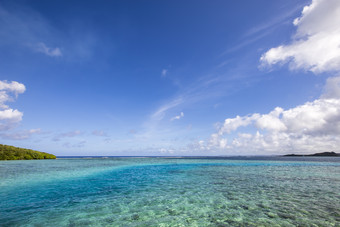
1,0,340,156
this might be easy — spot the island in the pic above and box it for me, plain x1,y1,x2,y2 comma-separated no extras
0,144,56,160
284,152,340,157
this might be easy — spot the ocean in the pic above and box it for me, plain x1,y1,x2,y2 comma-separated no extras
0,157,339,226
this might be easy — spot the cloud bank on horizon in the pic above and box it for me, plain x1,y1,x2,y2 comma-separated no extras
198,0,340,155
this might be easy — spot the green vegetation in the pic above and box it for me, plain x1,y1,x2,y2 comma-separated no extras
284,152,340,157
0,144,56,160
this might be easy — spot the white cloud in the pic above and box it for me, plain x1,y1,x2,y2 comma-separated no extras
255,107,287,132
92,130,108,137
0,80,26,95
152,98,183,121
62,140,86,148
53,130,82,141
0,109,23,122
170,112,184,121
321,76,340,99
161,69,168,77
0,4,65,58
0,80,25,130
0,128,41,140
219,114,259,134
200,91,340,154
199,0,340,155
0,80,42,140
0,91,10,109
159,148,175,154
260,0,340,73
0,80,26,109
200,76,340,155
35,42,62,57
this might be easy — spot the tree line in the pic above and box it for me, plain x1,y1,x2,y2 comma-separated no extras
0,144,56,160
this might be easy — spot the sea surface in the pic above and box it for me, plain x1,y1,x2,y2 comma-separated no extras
0,157,340,226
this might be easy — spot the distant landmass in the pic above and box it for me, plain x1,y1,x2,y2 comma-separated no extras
284,152,340,157
0,144,56,160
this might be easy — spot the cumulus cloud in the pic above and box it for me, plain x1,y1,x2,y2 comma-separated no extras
0,109,23,128
0,80,40,140
170,112,184,121
0,80,26,96
217,114,259,134
200,92,340,154
199,1,340,154
35,42,62,57
0,80,25,130
260,0,340,73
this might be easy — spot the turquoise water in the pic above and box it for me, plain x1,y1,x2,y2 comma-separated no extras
1,157,340,226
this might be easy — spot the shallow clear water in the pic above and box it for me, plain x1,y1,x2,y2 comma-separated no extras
1,157,340,226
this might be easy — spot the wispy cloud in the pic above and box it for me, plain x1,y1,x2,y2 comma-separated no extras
221,3,305,56
63,140,86,148
137,69,258,148
244,3,306,38
35,42,62,57
53,130,82,141
161,69,168,77
92,130,108,137
0,3,99,61
0,128,41,140
170,112,184,121
0,4,63,57
151,70,259,122
144,60,263,140
151,97,184,122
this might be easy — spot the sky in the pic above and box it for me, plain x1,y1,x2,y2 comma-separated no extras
1,0,340,156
